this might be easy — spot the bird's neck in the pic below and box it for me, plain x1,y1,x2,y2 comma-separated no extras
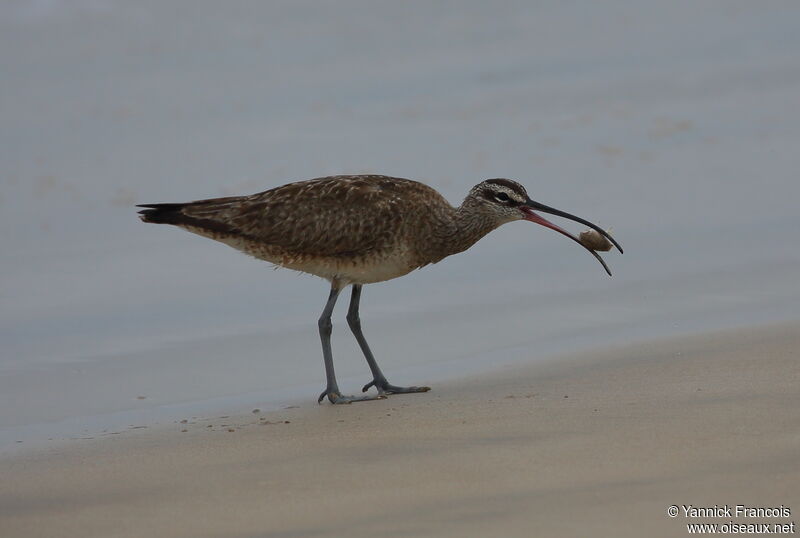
424,200,499,262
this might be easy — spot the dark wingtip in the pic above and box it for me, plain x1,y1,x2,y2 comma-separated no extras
136,203,183,210
136,203,185,224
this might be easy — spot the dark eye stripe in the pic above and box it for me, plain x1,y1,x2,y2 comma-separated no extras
482,189,520,205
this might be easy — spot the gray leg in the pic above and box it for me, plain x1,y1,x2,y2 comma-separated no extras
317,282,384,404
347,284,430,396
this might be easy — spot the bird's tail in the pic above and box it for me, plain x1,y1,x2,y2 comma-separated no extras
136,197,244,236
136,203,188,225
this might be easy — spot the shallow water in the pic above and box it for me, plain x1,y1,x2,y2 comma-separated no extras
2,0,799,452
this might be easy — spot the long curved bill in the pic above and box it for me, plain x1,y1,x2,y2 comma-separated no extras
521,198,623,276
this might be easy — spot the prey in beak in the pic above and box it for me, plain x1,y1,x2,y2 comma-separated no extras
520,199,623,276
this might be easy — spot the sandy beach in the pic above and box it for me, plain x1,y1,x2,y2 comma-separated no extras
3,322,798,537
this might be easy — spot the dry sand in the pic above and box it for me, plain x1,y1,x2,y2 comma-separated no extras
2,323,799,537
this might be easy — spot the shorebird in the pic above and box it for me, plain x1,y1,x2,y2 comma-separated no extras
138,175,621,404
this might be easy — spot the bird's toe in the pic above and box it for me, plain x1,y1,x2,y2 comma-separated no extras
364,379,431,396
319,389,386,404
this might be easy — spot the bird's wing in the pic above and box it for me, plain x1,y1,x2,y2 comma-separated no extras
177,176,430,257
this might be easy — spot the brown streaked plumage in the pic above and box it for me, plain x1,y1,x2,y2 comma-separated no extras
138,174,621,404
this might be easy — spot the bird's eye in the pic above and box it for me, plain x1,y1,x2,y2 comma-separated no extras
494,192,510,203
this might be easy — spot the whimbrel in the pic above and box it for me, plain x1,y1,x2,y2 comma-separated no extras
138,175,621,404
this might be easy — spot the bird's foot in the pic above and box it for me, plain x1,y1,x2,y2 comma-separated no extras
362,379,431,396
318,388,386,405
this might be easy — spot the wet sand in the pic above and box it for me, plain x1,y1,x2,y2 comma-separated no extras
2,322,799,537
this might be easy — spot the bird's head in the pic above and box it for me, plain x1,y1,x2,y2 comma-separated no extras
468,178,623,275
